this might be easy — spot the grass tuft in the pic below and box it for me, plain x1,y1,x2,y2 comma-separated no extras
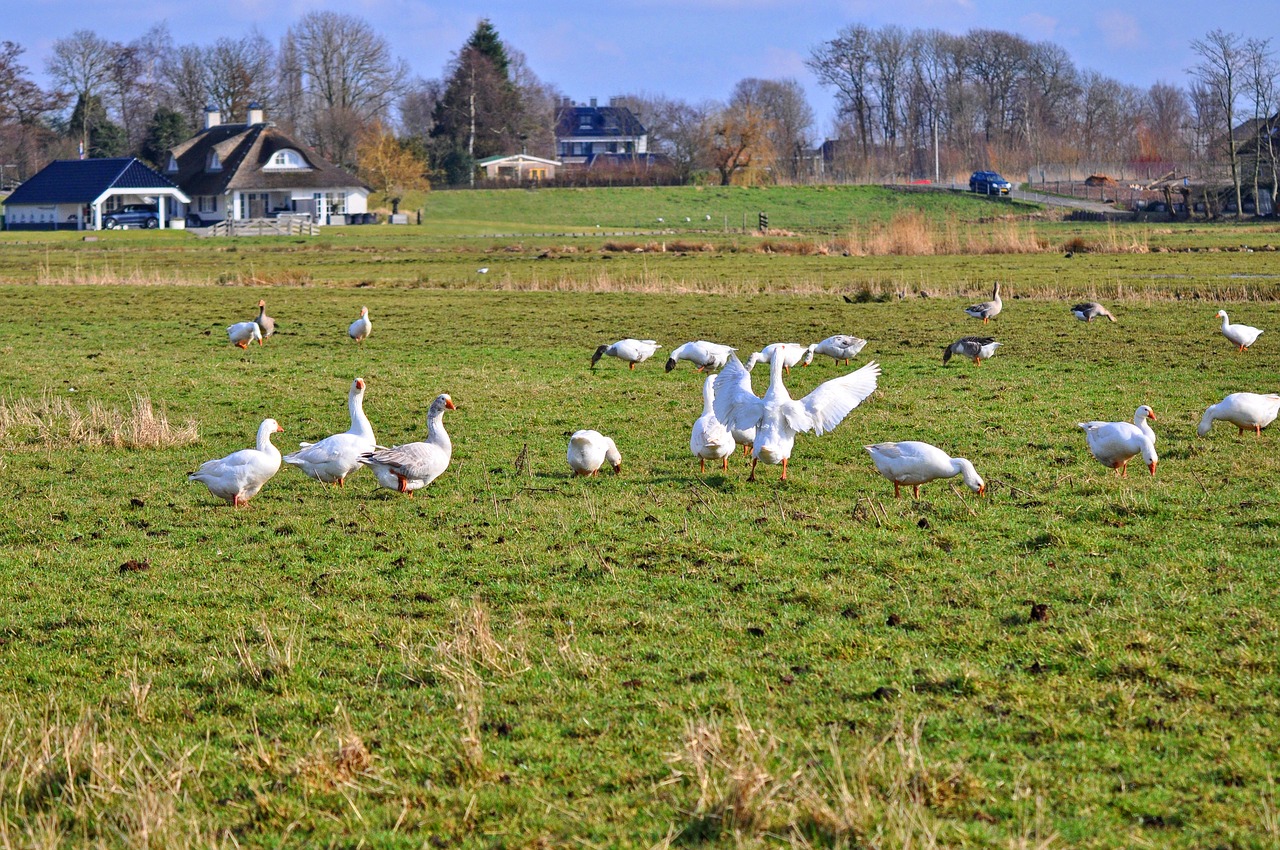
0,393,197,449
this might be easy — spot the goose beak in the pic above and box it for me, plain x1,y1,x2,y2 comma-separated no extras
276,425,284,432
1147,410,1157,421
1148,461,1157,476
445,398,457,410
356,379,365,390
664,359,675,372
613,463,622,474
978,484,986,496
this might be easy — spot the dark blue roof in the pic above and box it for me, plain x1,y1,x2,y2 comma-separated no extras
3,158,182,206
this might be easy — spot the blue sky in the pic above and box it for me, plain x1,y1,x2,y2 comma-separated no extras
10,1,1280,136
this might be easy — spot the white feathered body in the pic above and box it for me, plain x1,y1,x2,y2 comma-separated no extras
284,378,376,484
864,441,985,495
188,418,283,505
593,339,661,367
666,340,735,372
690,375,735,468
349,307,372,342
567,430,622,475
744,342,809,372
360,394,454,493
1217,310,1263,350
227,321,262,348
1079,406,1158,474
807,335,868,365
1198,392,1280,436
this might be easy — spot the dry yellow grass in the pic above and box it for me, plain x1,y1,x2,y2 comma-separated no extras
0,393,198,449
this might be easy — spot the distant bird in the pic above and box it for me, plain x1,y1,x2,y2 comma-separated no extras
227,321,262,349
864,441,985,499
348,306,372,344
567,430,622,476
359,393,455,496
255,299,276,340
964,281,1003,323
657,217,664,223
744,342,809,374
705,214,712,221
666,340,736,373
1197,392,1280,437
1216,309,1263,352
684,217,691,222
283,378,376,486
591,339,661,370
805,335,868,366
477,267,489,274
1071,302,1116,323
1079,405,1158,477
943,336,1001,366
714,352,880,482
188,418,283,506
690,374,735,473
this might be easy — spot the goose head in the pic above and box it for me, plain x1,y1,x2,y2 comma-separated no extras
591,344,609,366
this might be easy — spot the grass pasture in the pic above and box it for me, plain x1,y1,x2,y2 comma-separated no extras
2,276,1280,848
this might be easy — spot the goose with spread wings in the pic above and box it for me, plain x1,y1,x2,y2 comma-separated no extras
713,352,880,481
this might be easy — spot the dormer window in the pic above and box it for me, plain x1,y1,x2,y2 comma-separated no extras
578,114,593,129
166,154,178,173
206,150,222,172
265,149,309,170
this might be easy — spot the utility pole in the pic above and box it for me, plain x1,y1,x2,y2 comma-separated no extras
933,114,940,184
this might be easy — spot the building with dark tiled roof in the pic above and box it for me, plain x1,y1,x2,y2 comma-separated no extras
2,157,190,230
554,98,649,165
169,104,369,226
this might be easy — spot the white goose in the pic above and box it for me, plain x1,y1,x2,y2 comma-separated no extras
188,418,283,506
744,342,809,375
1216,310,1263,352
566,430,622,476
690,374,735,473
714,352,880,481
665,340,736,373
348,306,372,343
964,282,1003,323
591,339,661,369
864,441,985,499
1197,392,1280,437
227,321,262,349
359,393,455,495
283,378,377,486
804,335,868,366
1079,405,1158,477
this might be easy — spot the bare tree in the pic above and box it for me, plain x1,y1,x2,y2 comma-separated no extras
203,32,275,122
507,47,561,159
729,79,814,180
0,41,65,178
1191,29,1246,217
1243,37,1278,215
1138,82,1191,168
164,43,209,132
47,29,116,155
807,24,875,166
614,92,710,183
871,26,910,174
709,103,774,185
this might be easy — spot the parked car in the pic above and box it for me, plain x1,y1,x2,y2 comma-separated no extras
969,171,1012,195
103,204,160,229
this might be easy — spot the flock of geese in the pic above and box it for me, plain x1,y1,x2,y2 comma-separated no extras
188,290,1280,506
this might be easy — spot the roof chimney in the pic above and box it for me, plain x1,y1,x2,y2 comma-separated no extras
204,105,221,130
246,102,264,126
589,97,597,108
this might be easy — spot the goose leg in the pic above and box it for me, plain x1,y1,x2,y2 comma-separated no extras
722,457,729,472
973,356,981,365
913,484,921,498
397,475,409,493
748,457,758,482
780,458,788,480
700,458,706,473
1256,425,1262,436
893,482,901,498
628,361,635,370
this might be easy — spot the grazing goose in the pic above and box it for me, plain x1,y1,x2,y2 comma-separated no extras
359,393,455,495
1216,310,1263,352
665,340,736,373
567,430,622,476
964,282,1003,323
744,342,809,375
864,441,985,499
1071,302,1115,323
1079,405,1158,477
227,321,262,349
943,336,1001,365
1197,392,1280,437
591,339,661,369
690,374,735,473
283,378,377,486
348,306,372,343
188,418,283,506
804,335,868,366
714,352,880,481
255,299,276,340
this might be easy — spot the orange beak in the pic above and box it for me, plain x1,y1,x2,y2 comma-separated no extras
978,484,986,496
276,425,284,432
1147,410,1157,421
445,398,457,410
613,463,622,474
356,379,365,389
1148,461,1157,476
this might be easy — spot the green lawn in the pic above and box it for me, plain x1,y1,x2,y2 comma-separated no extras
1,277,1279,848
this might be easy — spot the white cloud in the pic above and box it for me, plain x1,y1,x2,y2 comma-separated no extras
1096,10,1142,49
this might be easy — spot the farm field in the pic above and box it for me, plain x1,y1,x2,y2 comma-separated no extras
2,279,1279,848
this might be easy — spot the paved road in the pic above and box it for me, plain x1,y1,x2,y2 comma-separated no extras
929,182,1121,214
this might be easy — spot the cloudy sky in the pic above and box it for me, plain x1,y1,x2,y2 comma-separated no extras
9,1,1279,136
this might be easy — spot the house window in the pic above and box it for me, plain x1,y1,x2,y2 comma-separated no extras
578,114,592,129
265,149,308,170
324,192,346,215
206,150,222,172
198,196,219,213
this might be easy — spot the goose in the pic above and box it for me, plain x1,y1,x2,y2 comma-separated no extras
566,430,622,476
255,299,276,340
227,321,262,349
744,342,809,375
1216,310,1263,352
864,441,985,499
665,340,736,373
1071,302,1115,323
690,374,735,473
188,418,283,506
943,336,1001,365
591,339,661,369
359,393,455,496
804,335,868,366
1197,392,1280,437
1079,405,1158,477
283,378,377,486
964,282,1003,323
348,306,372,344
714,352,880,481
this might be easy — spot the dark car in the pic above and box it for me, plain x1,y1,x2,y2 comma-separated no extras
969,171,1012,195
103,204,160,229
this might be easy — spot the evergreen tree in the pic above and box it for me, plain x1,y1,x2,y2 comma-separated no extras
140,106,188,167
68,93,126,157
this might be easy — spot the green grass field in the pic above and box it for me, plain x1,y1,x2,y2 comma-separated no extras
2,186,1280,848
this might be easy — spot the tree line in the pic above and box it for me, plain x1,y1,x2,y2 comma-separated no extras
0,16,1274,202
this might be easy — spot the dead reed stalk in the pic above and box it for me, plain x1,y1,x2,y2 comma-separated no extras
0,392,197,450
